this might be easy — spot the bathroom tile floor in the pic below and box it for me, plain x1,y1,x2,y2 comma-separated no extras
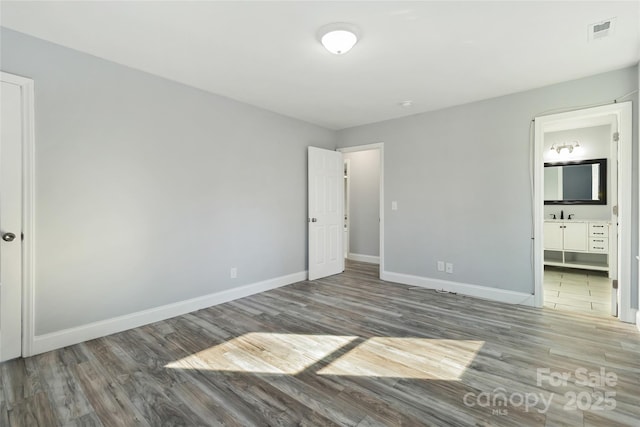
543,267,612,317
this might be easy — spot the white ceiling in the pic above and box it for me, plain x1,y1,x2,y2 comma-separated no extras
1,1,638,130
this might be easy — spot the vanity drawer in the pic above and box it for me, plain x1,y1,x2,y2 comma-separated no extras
589,223,608,237
589,237,608,253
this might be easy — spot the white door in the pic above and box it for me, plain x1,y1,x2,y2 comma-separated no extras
308,147,343,280
0,78,24,361
609,119,618,281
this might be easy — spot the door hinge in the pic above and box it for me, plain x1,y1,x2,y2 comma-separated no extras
613,132,619,142
21,232,24,241
613,205,618,216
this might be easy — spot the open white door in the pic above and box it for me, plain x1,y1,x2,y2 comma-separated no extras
0,77,24,361
308,147,343,280
610,118,619,316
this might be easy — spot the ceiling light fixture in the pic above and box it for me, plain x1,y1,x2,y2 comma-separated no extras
318,23,359,55
399,100,413,108
550,140,580,154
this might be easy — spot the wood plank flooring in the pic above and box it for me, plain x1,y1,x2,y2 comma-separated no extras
1,260,639,426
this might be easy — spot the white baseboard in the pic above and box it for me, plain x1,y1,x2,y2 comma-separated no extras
635,309,640,332
381,270,535,306
30,271,307,356
347,253,380,264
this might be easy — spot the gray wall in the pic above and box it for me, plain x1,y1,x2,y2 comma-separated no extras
1,28,336,335
344,149,380,257
337,66,638,303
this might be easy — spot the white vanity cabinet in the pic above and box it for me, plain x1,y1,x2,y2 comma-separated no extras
543,220,609,272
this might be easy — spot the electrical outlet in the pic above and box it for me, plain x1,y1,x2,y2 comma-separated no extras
446,263,453,274
230,267,237,279
437,261,445,272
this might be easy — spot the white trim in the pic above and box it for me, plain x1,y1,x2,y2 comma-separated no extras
0,71,36,357
534,117,544,308
338,143,382,154
337,142,384,275
617,103,633,323
343,158,350,259
381,270,535,306
379,145,385,274
347,253,380,264
533,102,633,323
30,271,306,356
635,309,640,332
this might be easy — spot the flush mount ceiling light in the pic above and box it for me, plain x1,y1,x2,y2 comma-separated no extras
318,23,359,55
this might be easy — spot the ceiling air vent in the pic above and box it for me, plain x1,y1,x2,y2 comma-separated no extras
588,17,616,41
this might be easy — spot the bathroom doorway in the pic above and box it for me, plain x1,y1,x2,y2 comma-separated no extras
542,123,616,317
534,102,633,322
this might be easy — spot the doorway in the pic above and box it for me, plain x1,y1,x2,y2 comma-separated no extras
534,102,633,322
0,71,35,360
338,143,384,274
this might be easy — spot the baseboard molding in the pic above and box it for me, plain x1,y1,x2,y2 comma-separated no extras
381,270,535,306
635,309,640,332
347,253,380,264
30,271,307,356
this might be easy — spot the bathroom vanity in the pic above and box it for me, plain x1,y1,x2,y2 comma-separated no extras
543,220,610,272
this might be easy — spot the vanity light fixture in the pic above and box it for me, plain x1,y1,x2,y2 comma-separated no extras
319,23,359,55
550,140,580,154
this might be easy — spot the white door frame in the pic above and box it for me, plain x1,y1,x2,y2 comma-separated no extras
337,143,384,275
533,102,633,323
343,158,350,259
0,71,35,357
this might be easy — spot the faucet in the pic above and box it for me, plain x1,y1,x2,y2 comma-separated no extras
568,214,575,220
560,210,564,219
549,214,557,219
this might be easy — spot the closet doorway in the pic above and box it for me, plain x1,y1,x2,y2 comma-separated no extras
338,143,384,275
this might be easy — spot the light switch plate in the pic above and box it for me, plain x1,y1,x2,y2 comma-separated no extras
437,261,445,271
391,201,398,211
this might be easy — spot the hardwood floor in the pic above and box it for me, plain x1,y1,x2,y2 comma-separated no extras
2,260,639,426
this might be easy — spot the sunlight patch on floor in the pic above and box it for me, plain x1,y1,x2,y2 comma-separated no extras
317,338,484,380
166,333,485,380
165,333,358,374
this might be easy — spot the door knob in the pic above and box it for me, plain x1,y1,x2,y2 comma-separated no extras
311,218,317,222
2,232,16,242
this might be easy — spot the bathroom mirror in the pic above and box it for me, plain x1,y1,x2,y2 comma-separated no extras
544,158,606,205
